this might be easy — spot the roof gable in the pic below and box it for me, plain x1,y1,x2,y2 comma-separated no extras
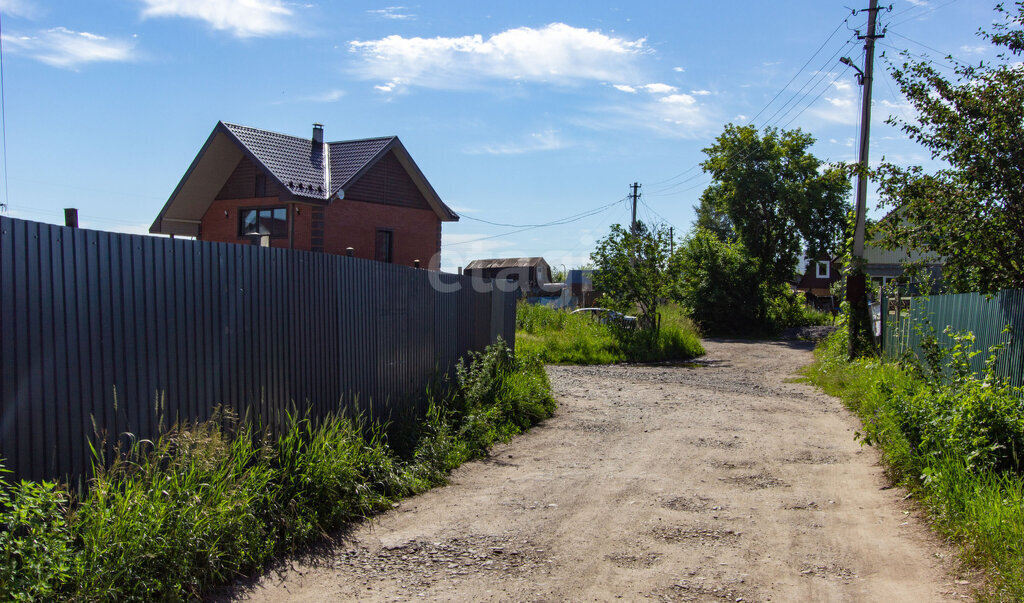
151,121,459,235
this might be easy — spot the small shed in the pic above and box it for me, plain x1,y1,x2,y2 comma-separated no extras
464,257,551,293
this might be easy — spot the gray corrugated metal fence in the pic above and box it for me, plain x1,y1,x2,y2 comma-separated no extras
882,289,1024,388
0,216,516,484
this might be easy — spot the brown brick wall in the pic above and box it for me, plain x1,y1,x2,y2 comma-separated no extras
201,198,311,250
323,198,441,269
200,197,440,267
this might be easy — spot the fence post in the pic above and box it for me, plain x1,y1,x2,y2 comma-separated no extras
880,291,887,355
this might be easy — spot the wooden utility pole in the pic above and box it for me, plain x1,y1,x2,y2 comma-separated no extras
629,182,641,233
847,0,885,359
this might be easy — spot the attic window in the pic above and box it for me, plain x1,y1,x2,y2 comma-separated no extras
239,207,287,239
816,261,830,279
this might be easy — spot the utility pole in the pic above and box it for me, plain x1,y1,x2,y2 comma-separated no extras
629,182,641,233
846,0,886,359
669,226,674,255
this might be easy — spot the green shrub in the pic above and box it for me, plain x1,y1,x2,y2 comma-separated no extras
0,477,73,601
804,325,1024,599
0,340,555,601
516,303,704,364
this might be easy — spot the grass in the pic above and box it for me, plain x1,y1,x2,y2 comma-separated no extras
515,302,704,364
802,326,1024,600
0,339,555,601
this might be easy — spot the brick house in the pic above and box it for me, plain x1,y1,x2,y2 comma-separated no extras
150,121,458,268
795,255,842,312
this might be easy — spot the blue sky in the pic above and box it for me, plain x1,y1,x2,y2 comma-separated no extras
0,0,1001,272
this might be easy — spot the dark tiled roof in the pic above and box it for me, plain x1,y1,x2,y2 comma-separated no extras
223,122,331,200
328,137,394,192
217,122,455,221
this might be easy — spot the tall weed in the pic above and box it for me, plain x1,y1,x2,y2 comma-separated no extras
804,325,1024,599
0,339,555,601
516,303,703,364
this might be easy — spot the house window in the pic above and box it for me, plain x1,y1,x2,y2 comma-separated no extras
255,174,267,197
239,207,287,238
375,229,393,263
816,261,830,279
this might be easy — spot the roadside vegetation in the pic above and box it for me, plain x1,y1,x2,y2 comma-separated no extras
516,302,704,364
803,324,1024,600
0,340,554,601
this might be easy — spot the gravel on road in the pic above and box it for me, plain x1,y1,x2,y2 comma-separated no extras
231,339,978,602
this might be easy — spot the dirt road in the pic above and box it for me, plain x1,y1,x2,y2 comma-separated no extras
235,340,977,602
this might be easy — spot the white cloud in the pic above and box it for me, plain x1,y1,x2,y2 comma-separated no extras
734,114,748,122
139,0,296,38
906,0,928,6
673,66,684,72
659,93,696,106
805,77,859,125
0,0,39,18
374,78,401,92
614,84,637,93
349,23,647,91
643,82,676,94
690,89,711,96
469,129,566,155
368,6,415,20
960,44,987,55
579,90,710,138
303,89,345,102
3,27,137,68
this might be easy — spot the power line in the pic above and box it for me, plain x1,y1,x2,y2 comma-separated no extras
760,35,859,128
887,0,961,28
876,41,954,70
646,27,861,199
750,18,855,126
645,14,855,191
646,44,859,200
887,29,967,62
459,197,626,229
447,197,627,247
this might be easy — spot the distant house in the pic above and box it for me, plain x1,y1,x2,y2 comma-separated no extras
864,210,944,293
795,255,842,312
464,257,551,293
150,121,458,269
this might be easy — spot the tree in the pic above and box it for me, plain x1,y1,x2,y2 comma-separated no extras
692,185,737,243
672,228,760,334
875,2,1024,293
699,124,852,287
590,222,675,330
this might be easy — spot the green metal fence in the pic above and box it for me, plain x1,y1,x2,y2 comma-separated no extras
882,289,1024,388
